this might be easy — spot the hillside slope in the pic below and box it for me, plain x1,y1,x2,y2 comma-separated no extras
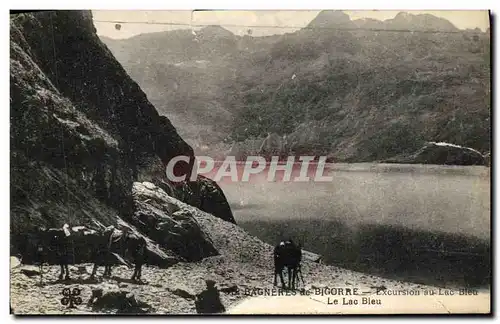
101,10,491,162
10,10,234,262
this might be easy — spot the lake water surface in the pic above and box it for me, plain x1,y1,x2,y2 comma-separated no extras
218,163,491,288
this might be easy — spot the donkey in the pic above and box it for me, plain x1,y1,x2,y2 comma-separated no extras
34,224,74,280
273,239,303,290
88,227,148,281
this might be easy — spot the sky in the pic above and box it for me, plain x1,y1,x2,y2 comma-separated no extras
92,10,490,39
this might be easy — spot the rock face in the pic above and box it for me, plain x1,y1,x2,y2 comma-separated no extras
386,142,487,166
10,11,234,263
411,142,486,166
132,182,219,262
184,176,236,224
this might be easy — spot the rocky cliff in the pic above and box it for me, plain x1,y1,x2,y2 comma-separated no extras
10,10,235,264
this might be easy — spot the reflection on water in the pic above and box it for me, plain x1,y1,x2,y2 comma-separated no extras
219,164,491,288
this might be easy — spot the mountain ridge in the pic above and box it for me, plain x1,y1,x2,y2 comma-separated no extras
100,10,490,163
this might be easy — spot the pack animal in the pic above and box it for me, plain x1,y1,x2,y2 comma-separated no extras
33,224,74,280
32,225,148,281
273,240,303,290
88,227,148,281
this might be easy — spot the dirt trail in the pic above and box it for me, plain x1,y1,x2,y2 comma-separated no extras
10,196,490,315
12,257,478,315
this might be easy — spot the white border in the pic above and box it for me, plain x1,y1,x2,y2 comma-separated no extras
3,0,498,323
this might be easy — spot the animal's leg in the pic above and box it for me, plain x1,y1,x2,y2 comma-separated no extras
274,264,282,287
104,265,110,277
131,257,139,280
279,269,285,289
138,264,143,280
288,267,293,290
59,264,64,280
103,253,112,277
131,267,137,281
64,263,70,280
293,268,299,289
90,263,98,279
135,265,141,280
132,264,142,281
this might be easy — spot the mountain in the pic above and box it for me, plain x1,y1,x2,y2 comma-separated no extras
353,12,459,32
384,12,459,32
100,10,490,162
10,11,235,263
306,10,356,29
99,26,268,154
352,18,386,29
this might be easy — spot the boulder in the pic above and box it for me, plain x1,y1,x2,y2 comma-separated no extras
185,175,236,224
88,289,153,314
409,142,486,166
132,182,219,261
302,250,323,263
20,268,40,277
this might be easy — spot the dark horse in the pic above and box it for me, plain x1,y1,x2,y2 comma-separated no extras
88,227,148,281
273,240,303,290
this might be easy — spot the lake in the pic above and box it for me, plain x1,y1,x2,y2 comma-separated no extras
218,163,491,288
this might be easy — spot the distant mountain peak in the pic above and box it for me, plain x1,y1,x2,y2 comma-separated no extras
395,12,411,19
388,12,459,31
306,10,354,29
198,25,235,38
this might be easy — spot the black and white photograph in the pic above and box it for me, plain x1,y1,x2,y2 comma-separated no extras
9,9,491,315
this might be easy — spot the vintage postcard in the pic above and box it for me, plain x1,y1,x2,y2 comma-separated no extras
10,9,491,315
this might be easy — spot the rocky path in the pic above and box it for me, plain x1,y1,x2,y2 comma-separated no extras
10,183,490,315
11,254,460,315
